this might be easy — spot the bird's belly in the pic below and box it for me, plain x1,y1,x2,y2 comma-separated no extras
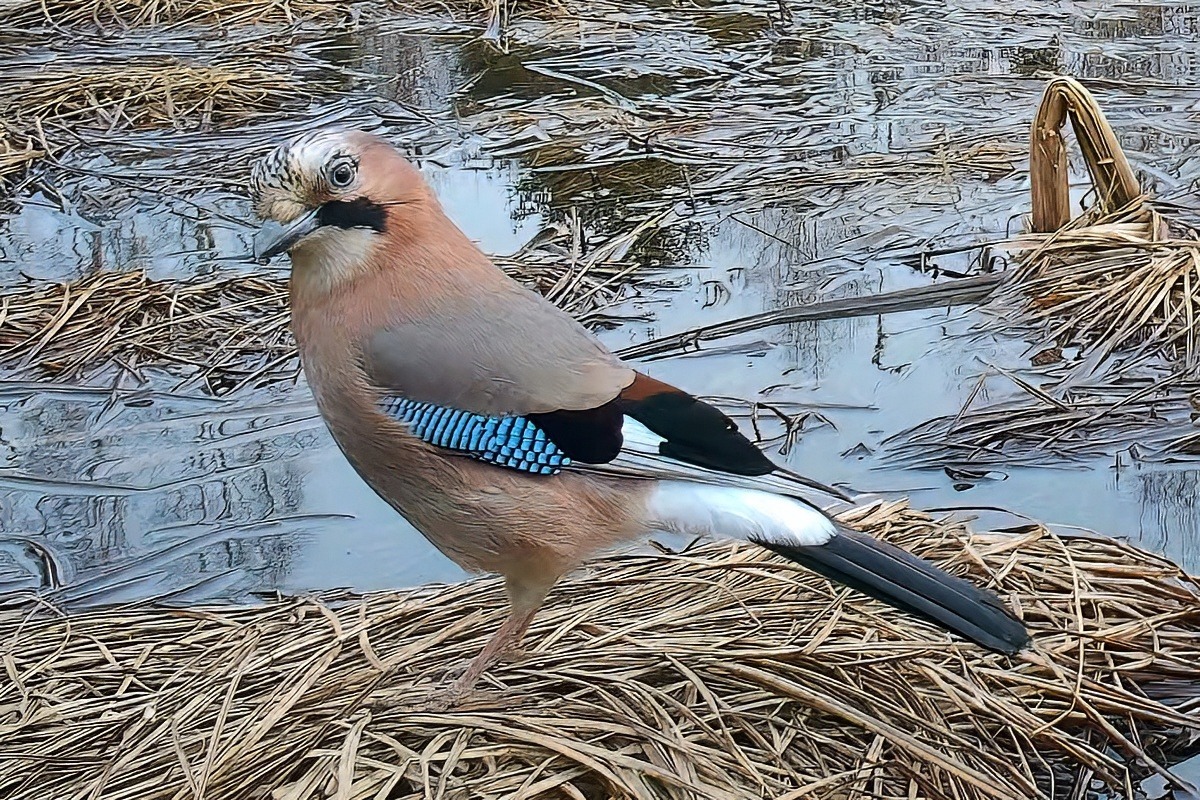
323,409,649,579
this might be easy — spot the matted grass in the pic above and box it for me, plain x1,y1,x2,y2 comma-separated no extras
885,78,1200,467
0,271,294,395
996,200,1200,375
4,0,555,30
4,0,341,29
0,58,315,188
995,77,1200,374
880,372,1198,468
0,124,48,188
2,62,310,133
0,212,662,393
1,500,1197,799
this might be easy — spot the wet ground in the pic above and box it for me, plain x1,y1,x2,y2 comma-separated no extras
2,0,1200,603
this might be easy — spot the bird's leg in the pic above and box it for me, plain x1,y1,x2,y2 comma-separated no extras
445,603,539,698
429,576,551,709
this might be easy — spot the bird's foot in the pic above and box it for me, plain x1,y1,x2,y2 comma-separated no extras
363,675,480,714
365,649,532,714
386,658,488,713
409,685,467,713
497,646,531,665
375,604,541,712
411,668,511,712
431,644,541,705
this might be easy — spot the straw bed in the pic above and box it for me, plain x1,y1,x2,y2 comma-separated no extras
2,500,1197,799
0,215,655,392
5,0,341,28
2,62,310,133
889,78,1200,467
995,77,1200,374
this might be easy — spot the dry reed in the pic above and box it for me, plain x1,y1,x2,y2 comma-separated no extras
0,272,293,394
2,62,310,133
4,0,341,29
469,92,1024,216
0,123,48,187
994,77,1200,374
0,213,659,392
3,0,548,30
0,58,314,190
882,372,1197,468
888,78,1200,466
2,500,1197,799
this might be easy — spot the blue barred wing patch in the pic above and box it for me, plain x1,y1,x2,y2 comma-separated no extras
379,396,571,475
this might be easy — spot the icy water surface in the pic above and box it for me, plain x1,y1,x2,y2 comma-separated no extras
2,0,1200,602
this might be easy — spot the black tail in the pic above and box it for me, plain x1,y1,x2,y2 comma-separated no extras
756,525,1029,653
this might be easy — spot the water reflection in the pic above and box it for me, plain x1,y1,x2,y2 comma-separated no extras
1133,467,1200,571
3,0,1200,606
0,382,468,604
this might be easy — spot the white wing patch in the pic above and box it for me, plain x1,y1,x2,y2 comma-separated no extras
620,417,665,450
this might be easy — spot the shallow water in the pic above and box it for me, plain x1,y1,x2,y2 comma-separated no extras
2,0,1200,602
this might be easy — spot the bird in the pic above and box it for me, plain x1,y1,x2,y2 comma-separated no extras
248,129,1029,706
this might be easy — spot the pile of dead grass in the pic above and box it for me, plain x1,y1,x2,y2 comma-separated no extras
887,78,1200,467
4,0,555,30
994,77,1200,374
882,372,1198,468
0,272,292,395
1,62,310,134
0,215,661,392
0,123,48,188
1,500,1197,799
0,58,314,190
997,199,1200,373
4,0,341,29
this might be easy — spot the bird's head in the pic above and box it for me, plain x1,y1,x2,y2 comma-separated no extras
249,129,432,270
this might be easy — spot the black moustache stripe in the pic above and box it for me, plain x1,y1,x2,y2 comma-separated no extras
317,198,387,232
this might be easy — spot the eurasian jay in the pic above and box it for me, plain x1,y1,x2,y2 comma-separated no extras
249,130,1029,705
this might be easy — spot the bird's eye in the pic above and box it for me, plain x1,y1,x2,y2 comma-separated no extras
328,160,355,189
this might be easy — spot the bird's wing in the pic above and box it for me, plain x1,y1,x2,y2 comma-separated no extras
568,412,853,505
363,280,634,417
366,292,848,499
363,280,633,462
363,277,846,496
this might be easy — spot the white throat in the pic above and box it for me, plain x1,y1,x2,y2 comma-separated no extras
289,227,378,295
